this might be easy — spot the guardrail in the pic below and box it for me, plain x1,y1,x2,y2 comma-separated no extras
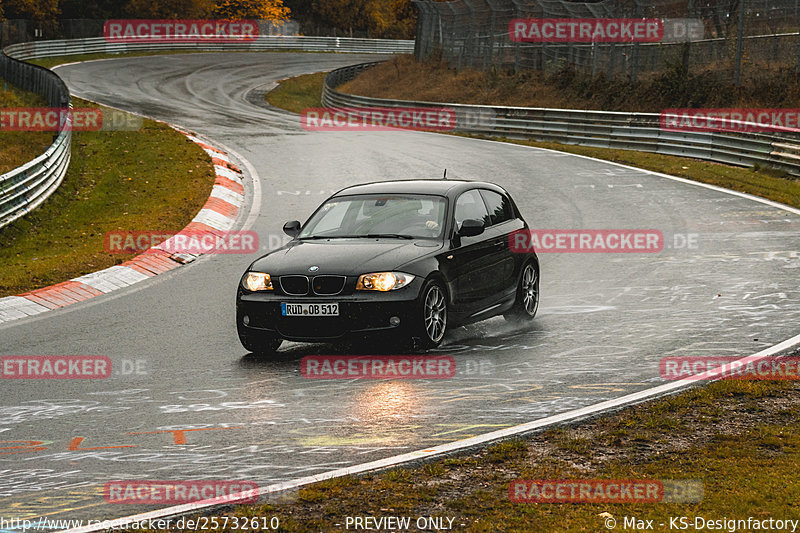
0,36,413,230
0,50,71,230
3,35,414,60
322,62,800,176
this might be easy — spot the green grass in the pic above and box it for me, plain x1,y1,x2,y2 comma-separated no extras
264,71,326,114
0,81,52,173
0,97,215,297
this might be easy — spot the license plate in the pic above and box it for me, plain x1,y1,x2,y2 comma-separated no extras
281,302,339,316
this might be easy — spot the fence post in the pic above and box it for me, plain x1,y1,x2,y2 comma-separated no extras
796,9,800,76
631,5,641,82
797,29,800,76
734,0,745,86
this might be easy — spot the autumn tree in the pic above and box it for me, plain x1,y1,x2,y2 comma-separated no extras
59,0,128,19
312,0,366,36
213,0,290,21
123,0,216,19
282,0,316,28
1,0,59,20
365,0,415,39
313,0,414,38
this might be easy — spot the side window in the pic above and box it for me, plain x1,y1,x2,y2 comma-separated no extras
454,190,490,230
479,190,514,226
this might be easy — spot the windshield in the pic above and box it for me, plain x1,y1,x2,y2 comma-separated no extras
299,194,447,239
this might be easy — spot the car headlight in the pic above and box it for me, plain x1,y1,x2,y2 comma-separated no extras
243,272,273,291
356,272,415,291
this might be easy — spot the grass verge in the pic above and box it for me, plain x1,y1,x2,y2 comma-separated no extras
0,81,52,173
264,72,326,114
0,97,215,297
340,54,800,112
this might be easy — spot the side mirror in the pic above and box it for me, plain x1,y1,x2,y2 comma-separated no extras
283,220,302,238
458,218,485,238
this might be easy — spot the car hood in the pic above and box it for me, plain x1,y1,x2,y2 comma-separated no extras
249,238,443,276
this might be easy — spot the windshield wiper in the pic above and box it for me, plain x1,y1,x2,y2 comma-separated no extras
362,233,415,239
300,234,416,240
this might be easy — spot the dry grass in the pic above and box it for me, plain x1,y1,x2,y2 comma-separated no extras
340,55,800,112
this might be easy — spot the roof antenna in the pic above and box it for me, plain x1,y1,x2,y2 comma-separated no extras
443,169,447,180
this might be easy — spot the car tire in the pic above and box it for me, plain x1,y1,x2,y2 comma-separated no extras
413,279,448,349
504,261,539,322
239,334,282,356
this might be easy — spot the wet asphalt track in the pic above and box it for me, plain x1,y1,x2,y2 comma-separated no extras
0,52,799,528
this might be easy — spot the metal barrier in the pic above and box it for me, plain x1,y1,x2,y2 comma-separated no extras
0,36,413,230
0,50,71,230
322,61,800,176
3,35,414,60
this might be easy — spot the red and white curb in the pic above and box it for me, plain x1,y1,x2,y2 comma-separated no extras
0,130,245,324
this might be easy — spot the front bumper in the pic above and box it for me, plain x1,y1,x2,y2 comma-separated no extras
237,289,420,342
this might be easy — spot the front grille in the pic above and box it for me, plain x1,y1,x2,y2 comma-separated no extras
279,275,309,296
312,275,346,295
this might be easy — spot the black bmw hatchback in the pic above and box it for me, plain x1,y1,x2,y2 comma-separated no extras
236,179,539,354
